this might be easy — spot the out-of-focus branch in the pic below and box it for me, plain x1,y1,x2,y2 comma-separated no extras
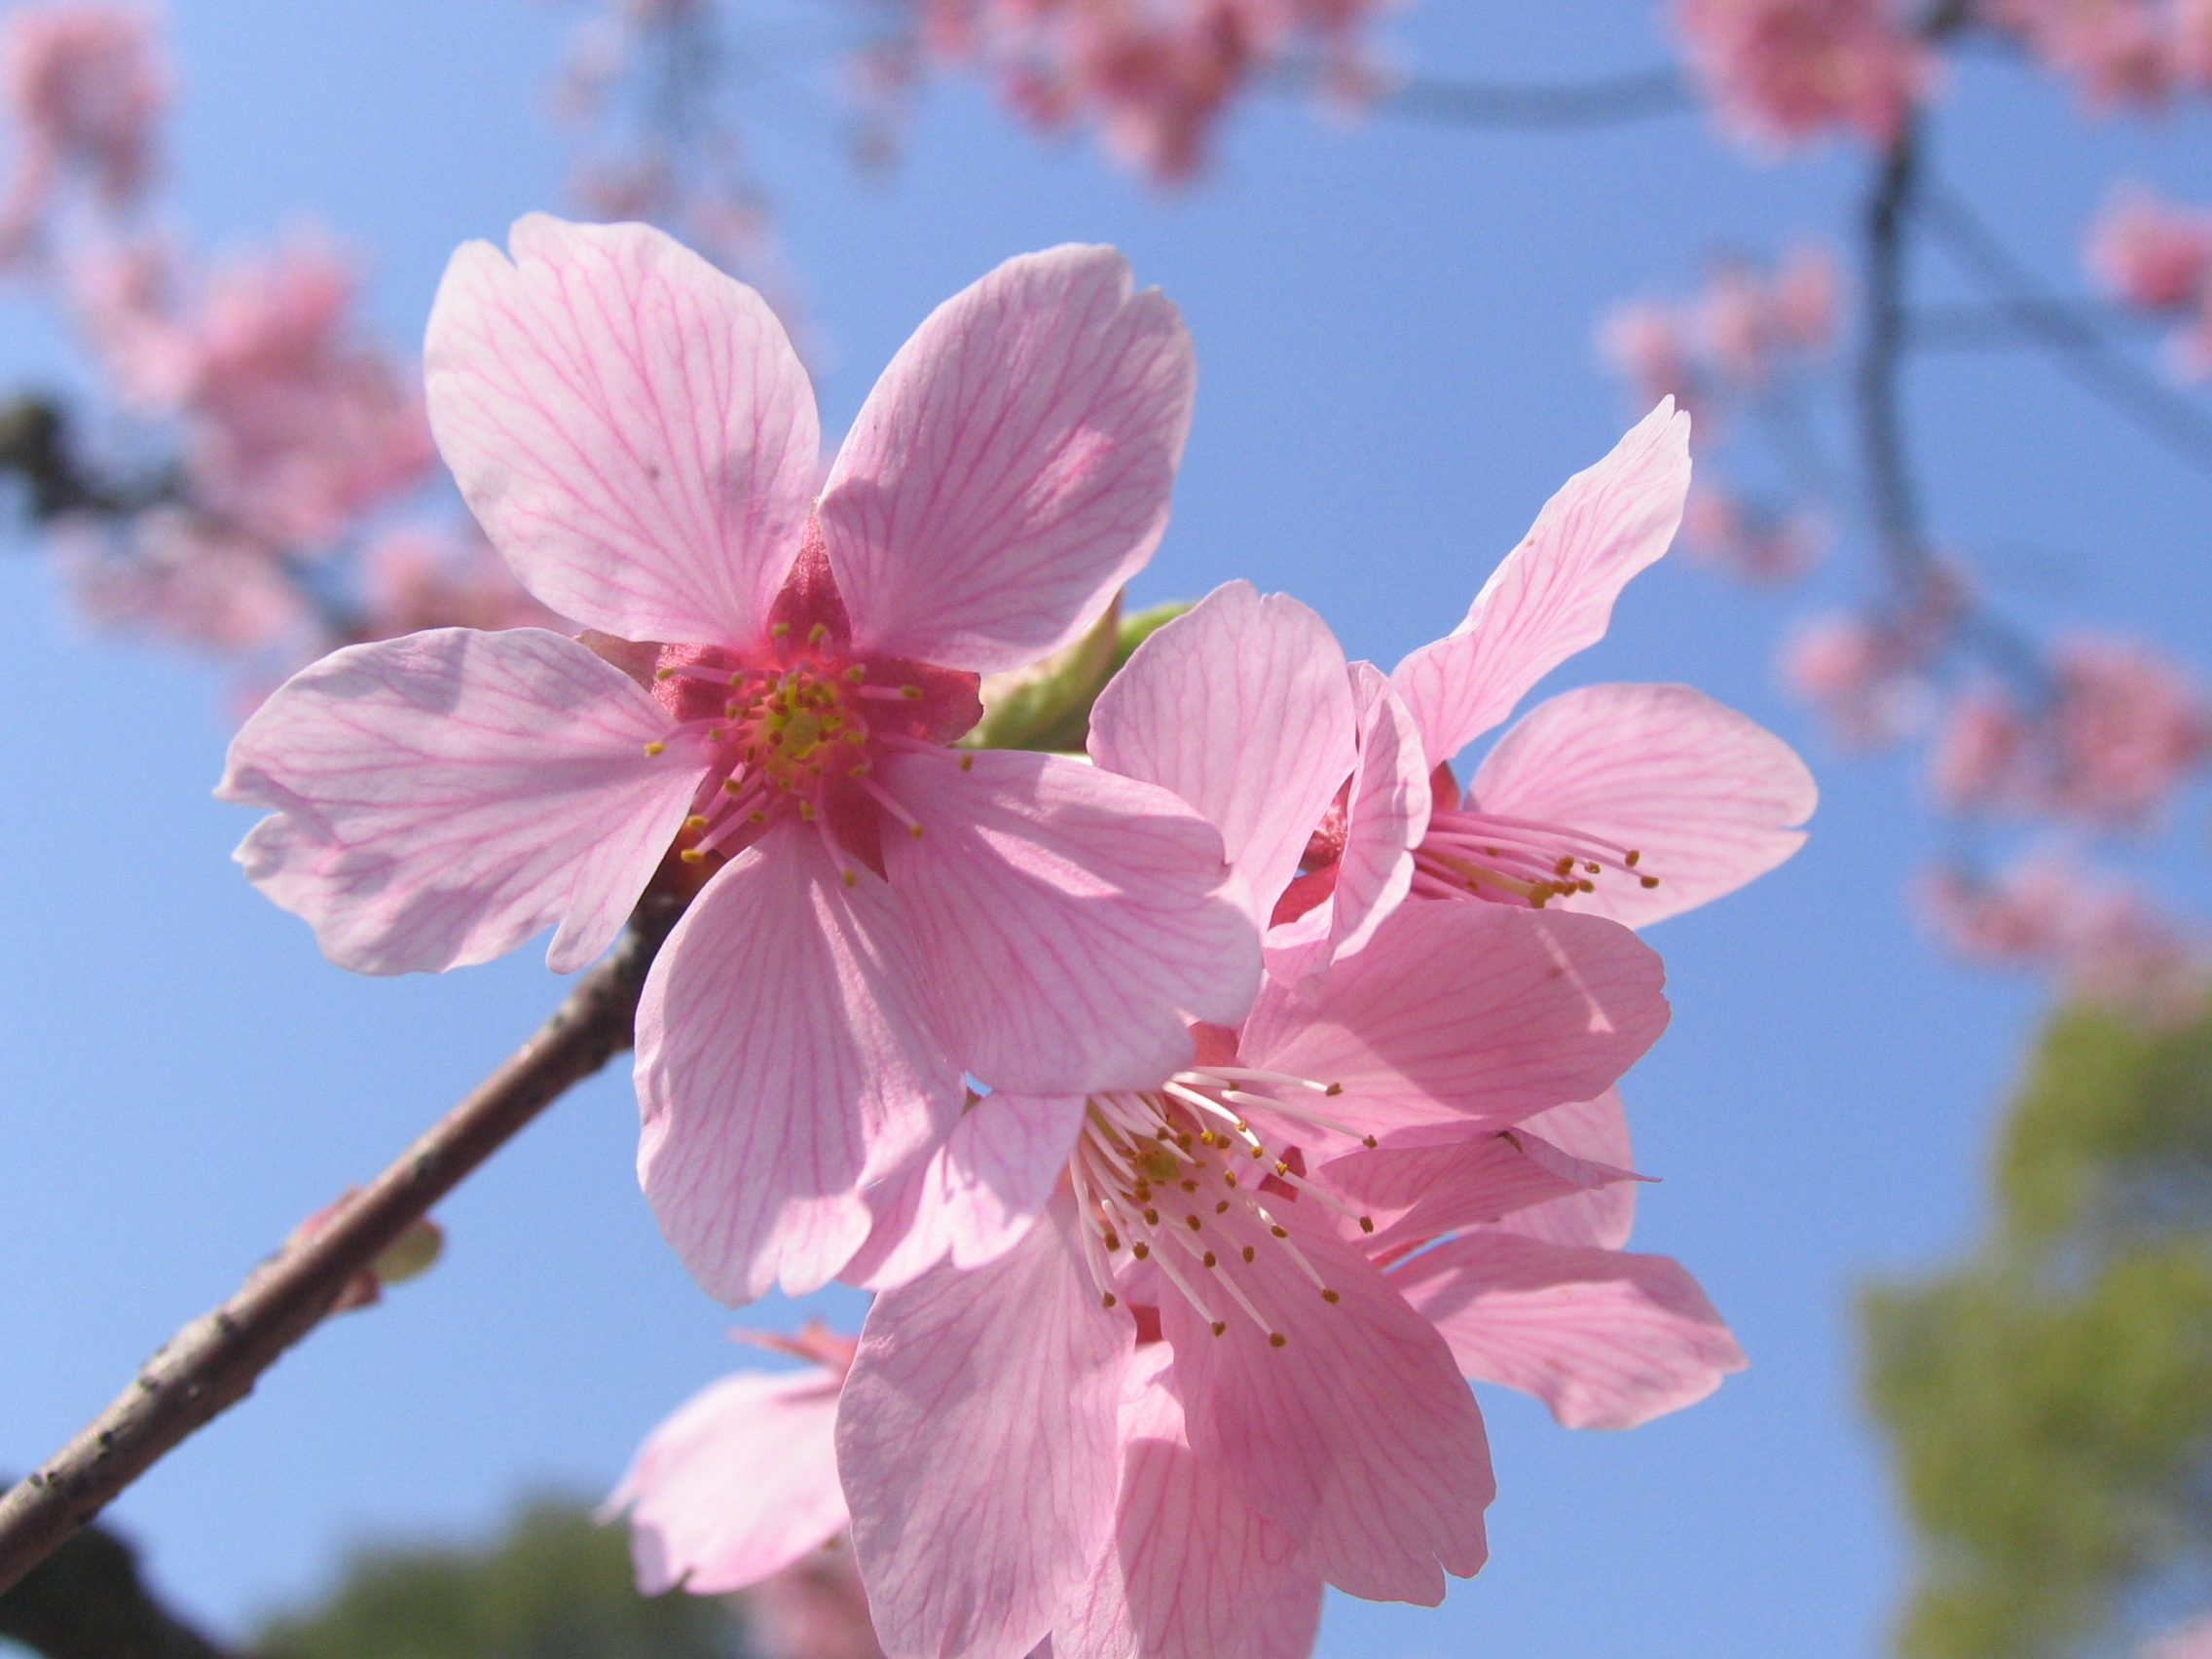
0,1510,241,1659
1859,121,1934,585
1381,66,1689,129
0,883,691,1597
0,394,173,523
1905,300,2163,350
1918,179,2212,483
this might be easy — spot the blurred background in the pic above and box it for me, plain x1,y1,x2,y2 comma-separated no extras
2,2,2211,1656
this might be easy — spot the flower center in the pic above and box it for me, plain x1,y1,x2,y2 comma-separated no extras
1413,804,1661,908
1067,1067,1378,1348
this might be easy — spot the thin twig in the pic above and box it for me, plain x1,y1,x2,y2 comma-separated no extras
1860,121,1933,585
1381,66,1688,129
1917,178,2212,483
1904,300,2162,350
0,885,689,1596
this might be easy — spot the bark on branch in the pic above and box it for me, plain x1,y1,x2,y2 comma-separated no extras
0,885,688,1596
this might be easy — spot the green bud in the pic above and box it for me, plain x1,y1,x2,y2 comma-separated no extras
960,594,1195,753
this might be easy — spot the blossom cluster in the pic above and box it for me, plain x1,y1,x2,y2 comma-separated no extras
221,216,1815,1656
0,3,553,702
2089,184,2212,381
1669,0,1932,149
1981,0,2212,108
1600,243,1839,585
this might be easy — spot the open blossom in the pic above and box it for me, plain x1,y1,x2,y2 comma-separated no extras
2087,184,2212,380
1981,0,2212,106
1929,641,2210,829
819,582,1724,1659
1278,404,1815,941
1680,484,1829,585
220,217,1261,1306
0,3,165,252
1671,0,1931,149
357,524,563,640
1695,244,1838,387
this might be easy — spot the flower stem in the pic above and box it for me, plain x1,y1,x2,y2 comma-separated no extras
0,885,688,1596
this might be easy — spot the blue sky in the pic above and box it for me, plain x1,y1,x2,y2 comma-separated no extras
3,2,2211,1655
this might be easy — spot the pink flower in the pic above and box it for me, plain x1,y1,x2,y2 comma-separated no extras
0,3,165,252
60,505,313,655
1927,640,2210,829
1984,0,2180,106
1782,595,1956,747
1598,300,1700,422
220,217,1261,1305
357,524,565,640
1672,0,1932,150
1924,853,2210,1023
1285,404,1816,939
1695,244,1838,387
2088,185,2212,313
1680,484,1829,585
828,582,1694,1659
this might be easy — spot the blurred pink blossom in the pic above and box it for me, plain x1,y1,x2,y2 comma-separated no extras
60,505,311,654
1681,483,1830,583
1783,606,1944,746
1600,299,1701,420
1983,0,2189,106
0,3,165,254
1672,0,1932,149
1696,244,1839,385
358,525,563,640
748,1546,883,1659
1928,640,2211,829
1924,853,2210,1023
2088,184,2212,310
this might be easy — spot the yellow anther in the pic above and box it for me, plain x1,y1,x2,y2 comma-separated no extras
1102,1231,1121,1251
806,622,829,644
1215,1199,1230,1214
1358,1216,1375,1235
1131,1242,1150,1259
683,815,707,831
643,741,666,756
1268,1333,1287,1348
679,848,707,866
748,810,767,824
1273,1161,1290,1177
1625,849,1642,867
1555,856,1575,876
1584,861,1601,874
798,800,816,820
1360,1134,1377,1149
958,755,975,772
1641,873,1661,889
655,666,676,681
1202,1251,1217,1268
907,824,925,839
1325,1084,1345,1097
1185,1214,1201,1232
1210,1320,1228,1337
841,869,857,888
901,684,922,700
1270,1225,1288,1239
770,621,790,638
1321,1289,1341,1305
844,664,866,682
1100,1292,1118,1309
722,778,746,794
1179,1179,1198,1193
1143,1208,1160,1226
1241,1245,1256,1263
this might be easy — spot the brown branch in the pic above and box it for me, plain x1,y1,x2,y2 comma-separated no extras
1381,66,1688,129
1859,120,1934,587
0,884,689,1596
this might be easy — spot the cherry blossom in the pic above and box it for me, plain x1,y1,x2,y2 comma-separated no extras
1671,0,1932,150
0,2,164,255
825,579,1703,1659
2088,183,2212,379
1924,853,2210,1024
220,217,1261,1307
1282,404,1816,938
1680,484,1830,585
1929,639,2210,830
1982,0,2207,107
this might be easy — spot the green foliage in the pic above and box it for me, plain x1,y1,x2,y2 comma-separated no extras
959,594,1192,753
1862,997,2212,1659
254,1497,746,1659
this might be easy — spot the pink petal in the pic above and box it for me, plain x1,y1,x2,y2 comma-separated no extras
1238,902,1669,1142
425,215,818,644
1390,401,1692,763
635,822,962,1304
882,749,1261,1093
1231,1575,1325,1659
1493,1090,1637,1250
1055,1347,1306,1659
1088,580,1356,923
1389,1232,1746,1429
1468,682,1816,927
219,627,701,975
1309,663,1432,964
819,245,1196,674
845,1091,1088,1290
1318,1127,1629,1252
1161,1211,1492,1604
607,1364,847,1595
840,1192,1133,1659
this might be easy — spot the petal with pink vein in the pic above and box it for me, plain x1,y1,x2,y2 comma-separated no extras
1389,1231,1746,1429
1089,579,1357,924
1161,1211,1493,1604
820,245,1196,674
1468,682,1816,928
425,214,819,645
1391,400,1691,764
219,627,701,975
1238,902,1669,1140
635,822,963,1304
607,1364,847,1595
841,1192,1133,1659
882,748,1261,1094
